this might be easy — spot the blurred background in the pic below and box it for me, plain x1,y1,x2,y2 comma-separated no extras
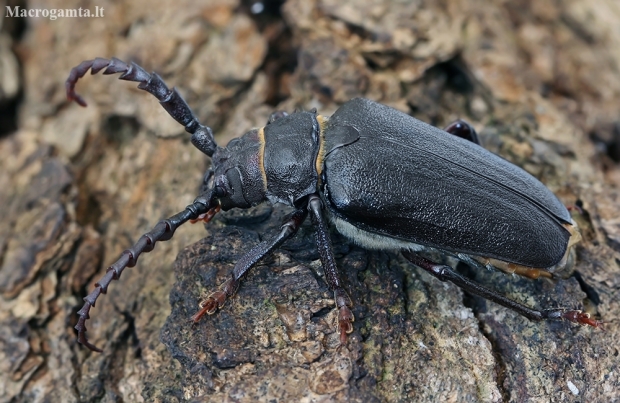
0,0,618,401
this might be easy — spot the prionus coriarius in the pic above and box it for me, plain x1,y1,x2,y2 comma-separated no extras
66,57,601,352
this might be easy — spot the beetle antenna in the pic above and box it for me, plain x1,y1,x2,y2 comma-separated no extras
66,57,217,157
75,193,218,352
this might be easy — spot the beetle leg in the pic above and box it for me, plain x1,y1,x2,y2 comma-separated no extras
75,192,217,352
443,119,480,145
402,251,602,328
455,252,554,279
66,57,217,156
498,263,554,280
191,209,308,322
308,194,354,344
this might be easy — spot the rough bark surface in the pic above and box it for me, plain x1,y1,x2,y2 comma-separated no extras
0,0,619,402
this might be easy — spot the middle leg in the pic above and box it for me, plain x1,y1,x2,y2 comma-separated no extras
308,194,354,343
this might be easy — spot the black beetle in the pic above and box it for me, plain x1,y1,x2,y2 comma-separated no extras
66,57,601,352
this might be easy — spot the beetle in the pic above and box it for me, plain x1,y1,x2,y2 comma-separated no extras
66,57,601,352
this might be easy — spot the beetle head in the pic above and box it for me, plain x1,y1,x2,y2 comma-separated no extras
205,129,267,211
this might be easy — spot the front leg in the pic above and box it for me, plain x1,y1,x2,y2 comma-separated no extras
308,194,354,344
192,209,308,322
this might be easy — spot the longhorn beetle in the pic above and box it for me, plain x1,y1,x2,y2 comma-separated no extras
67,57,601,352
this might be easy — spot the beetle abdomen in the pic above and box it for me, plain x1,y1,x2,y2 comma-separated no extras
322,99,572,268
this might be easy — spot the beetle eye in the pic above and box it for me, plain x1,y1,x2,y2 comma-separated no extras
214,185,227,198
213,175,230,198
